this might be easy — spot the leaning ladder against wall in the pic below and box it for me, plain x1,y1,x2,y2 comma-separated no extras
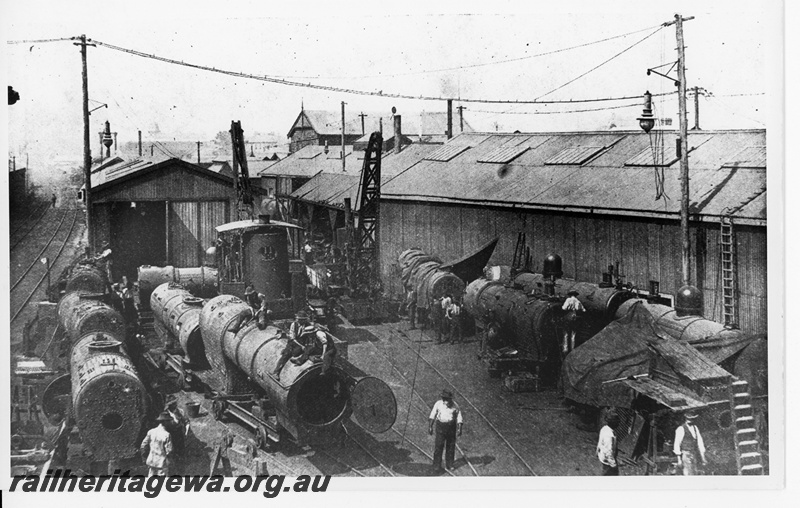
720,212,738,328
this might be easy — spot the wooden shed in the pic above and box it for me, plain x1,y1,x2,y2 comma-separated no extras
381,130,767,334
89,155,234,279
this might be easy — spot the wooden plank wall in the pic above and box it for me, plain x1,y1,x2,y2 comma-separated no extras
380,201,768,334
167,200,228,267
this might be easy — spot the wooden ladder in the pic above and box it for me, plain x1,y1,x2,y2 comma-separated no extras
730,378,765,475
720,215,738,327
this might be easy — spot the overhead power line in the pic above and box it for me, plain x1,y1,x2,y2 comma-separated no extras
7,37,76,44
268,23,665,80
91,38,668,105
534,26,664,100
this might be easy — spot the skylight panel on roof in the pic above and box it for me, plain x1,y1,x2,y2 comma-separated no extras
423,144,470,162
477,146,529,164
723,146,766,168
298,152,322,160
544,146,605,165
624,146,679,167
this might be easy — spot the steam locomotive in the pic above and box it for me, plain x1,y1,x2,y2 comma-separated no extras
146,217,397,449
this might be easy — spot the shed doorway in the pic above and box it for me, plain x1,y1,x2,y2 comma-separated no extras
110,201,166,280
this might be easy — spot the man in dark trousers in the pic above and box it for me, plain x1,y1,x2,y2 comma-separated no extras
429,390,463,472
561,290,585,354
164,396,189,475
673,410,707,475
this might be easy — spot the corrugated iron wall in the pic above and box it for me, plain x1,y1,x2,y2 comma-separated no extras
380,201,767,334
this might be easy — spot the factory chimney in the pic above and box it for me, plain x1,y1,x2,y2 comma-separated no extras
138,130,142,156
394,115,402,154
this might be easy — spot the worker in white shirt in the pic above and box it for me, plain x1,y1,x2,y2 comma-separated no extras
596,411,621,475
673,411,707,475
561,290,585,354
436,294,453,344
429,390,463,472
445,299,463,343
140,412,174,477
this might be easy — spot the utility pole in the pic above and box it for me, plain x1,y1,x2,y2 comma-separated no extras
75,34,94,251
197,141,202,164
675,14,693,287
690,86,708,130
341,101,346,172
358,112,368,136
457,105,466,133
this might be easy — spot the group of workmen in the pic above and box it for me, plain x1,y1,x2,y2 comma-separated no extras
108,277,138,325
597,409,708,476
273,310,337,380
404,289,464,344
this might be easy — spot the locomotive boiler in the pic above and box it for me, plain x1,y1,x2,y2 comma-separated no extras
462,277,563,378
137,265,219,310
398,248,466,315
152,291,397,448
613,296,767,396
44,270,149,461
150,282,206,366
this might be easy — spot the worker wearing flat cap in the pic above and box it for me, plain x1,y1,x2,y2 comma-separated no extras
561,290,585,355
674,411,707,475
273,311,316,379
140,412,173,477
429,390,463,472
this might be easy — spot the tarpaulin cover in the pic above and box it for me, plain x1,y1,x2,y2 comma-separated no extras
561,301,729,408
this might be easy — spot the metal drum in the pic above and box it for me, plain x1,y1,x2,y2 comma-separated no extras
137,265,219,310
70,333,147,461
64,263,108,295
57,291,125,343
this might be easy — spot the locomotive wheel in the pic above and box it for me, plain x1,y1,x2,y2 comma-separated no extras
255,426,267,450
211,399,227,421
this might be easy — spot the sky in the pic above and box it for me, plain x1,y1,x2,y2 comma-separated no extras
2,0,781,180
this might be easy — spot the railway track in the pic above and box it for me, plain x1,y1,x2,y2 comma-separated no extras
11,208,81,323
374,324,538,476
10,202,51,251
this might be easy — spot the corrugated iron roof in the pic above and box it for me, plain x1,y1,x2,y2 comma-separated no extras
90,155,231,190
477,145,529,164
288,110,475,138
723,146,766,168
286,144,441,211
544,146,605,165
624,145,679,166
382,130,766,224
